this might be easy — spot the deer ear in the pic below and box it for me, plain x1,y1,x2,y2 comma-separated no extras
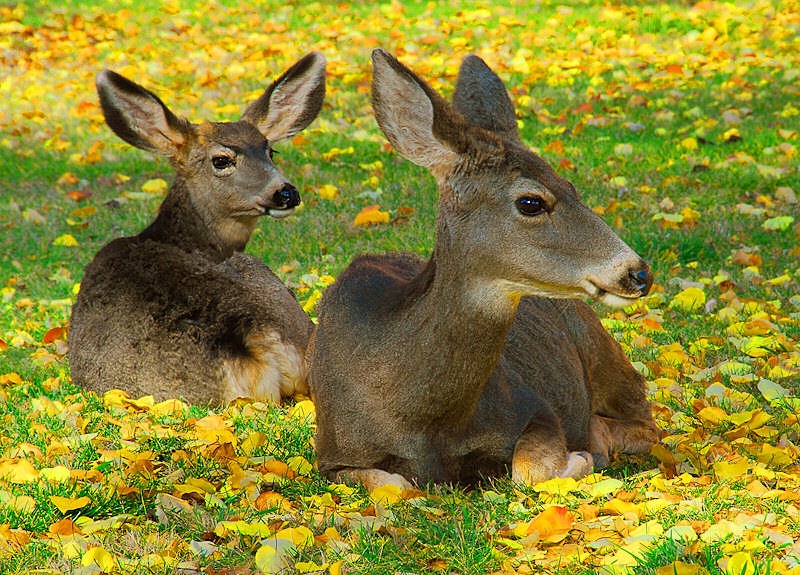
452,55,520,142
371,49,464,170
96,70,188,156
241,52,326,143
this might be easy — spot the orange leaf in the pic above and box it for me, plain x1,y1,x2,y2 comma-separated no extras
66,190,92,201
665,63,684,75
525,505,575,541
558,158,575,170
57,172,79,186
49,518,82,536
261,460,295,478
42,327,67,344
354,205,390,227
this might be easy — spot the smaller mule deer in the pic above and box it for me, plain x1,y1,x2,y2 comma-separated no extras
69,53,326,406
309,50,656,490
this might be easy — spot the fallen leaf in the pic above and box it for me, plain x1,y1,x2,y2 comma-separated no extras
51,495,91,514
353,204,390,226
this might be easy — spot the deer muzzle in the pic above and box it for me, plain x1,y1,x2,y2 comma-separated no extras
269,183,301,218
584,259,652,307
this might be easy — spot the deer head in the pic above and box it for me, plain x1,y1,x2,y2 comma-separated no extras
371,49,651,309
95,52,326,253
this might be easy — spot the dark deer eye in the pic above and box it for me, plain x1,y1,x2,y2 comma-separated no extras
516,196,547,216
211,156,235,170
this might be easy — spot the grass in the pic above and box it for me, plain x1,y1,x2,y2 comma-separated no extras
1,0,800,573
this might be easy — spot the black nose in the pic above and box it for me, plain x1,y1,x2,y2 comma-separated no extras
628,266,653,296
274,183,300,209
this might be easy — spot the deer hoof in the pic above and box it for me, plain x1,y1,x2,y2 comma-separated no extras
557,451,593,479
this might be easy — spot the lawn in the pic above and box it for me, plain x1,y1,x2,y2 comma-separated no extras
1,0,799,573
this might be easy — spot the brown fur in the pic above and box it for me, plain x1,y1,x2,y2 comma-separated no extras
69,53,326,405
309,50,656,488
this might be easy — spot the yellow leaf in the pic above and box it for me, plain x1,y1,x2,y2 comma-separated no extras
601,498,640,518
713,457,750,481
275,525,314,549
53,234,79,247
725,551,755,575
0,373,23,386
82,546,116,572
371,483,402,505
669,287,706,313
769,365,800,379
321,146,355,160
697,406,728,426
151,398,188,416
51,495,91,514
287,455,313,477
241,431,268,456
583,477,624,499
302,289,322,314
762,216,794,231
296,561,330,573
317,184,338,200
289,400,316,421
40,466,71,483
194,414,237,446
0,458,39,483
214,520,273,538
680,137,698,151
758,444,793,467
255,539,293,574
353,204,390,226
141,178,168,194
532,476,579,495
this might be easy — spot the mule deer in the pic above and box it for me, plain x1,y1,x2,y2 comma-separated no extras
69,53,326,406
308,50,657,490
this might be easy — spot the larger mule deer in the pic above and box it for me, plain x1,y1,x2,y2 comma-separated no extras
309,50,657,490
69,53,326,406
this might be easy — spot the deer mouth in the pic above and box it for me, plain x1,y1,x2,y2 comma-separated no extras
268,206,296,219
583,277,642,308
251,201,296,219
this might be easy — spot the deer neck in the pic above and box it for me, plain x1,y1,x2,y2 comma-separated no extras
139,180,245,262
394,221,522,419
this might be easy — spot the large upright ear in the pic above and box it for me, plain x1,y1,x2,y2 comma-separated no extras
371,48,464,169
241,52,326,143
452,55,520,142
96,70,189,156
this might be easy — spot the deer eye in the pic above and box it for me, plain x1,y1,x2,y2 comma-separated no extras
516,196,547,216
211,155,235,170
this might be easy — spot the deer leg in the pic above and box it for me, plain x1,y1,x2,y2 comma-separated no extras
591,414,657,456
571,303,658,457
334,468,413,492
512,420,593,484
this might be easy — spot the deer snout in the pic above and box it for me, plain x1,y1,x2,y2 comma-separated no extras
274,183,301,209
266,183,301,219
626,264,653,297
